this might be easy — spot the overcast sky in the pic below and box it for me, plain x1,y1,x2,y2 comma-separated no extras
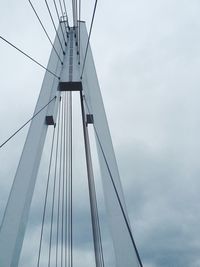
0,1,200,267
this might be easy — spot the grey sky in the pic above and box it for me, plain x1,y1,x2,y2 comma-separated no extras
0,0,200,266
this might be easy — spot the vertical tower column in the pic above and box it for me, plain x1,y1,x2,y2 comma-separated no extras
80,90,104,267
0,25,65,267
79,21,142,267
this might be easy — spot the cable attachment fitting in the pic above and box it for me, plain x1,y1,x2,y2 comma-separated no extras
86,114,94,125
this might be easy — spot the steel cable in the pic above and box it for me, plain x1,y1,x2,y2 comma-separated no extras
0,96,57,149
56,97,64,267
66,91,73,267
62,0,69,27
65,92,69,267
83,97,143,267
78,0,81,64
74,0,78,27
80,0,98,79
58,0,64,17
69,91,73,267
47,97,61,267
45,0,67,50
37,124,56,267
62,91,67,267
53,0,68,43
61,91,67,267
59,0,70,29
80,91,104,267
28,0,63,64
94,127,144,267
0,36,60,79
72,0,76,27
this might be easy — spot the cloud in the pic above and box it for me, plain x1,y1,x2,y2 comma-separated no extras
1,1,200,267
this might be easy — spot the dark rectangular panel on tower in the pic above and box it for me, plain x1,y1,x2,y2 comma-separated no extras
58,82,83,92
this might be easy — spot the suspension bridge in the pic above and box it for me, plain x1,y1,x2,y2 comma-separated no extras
0,1,143,266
